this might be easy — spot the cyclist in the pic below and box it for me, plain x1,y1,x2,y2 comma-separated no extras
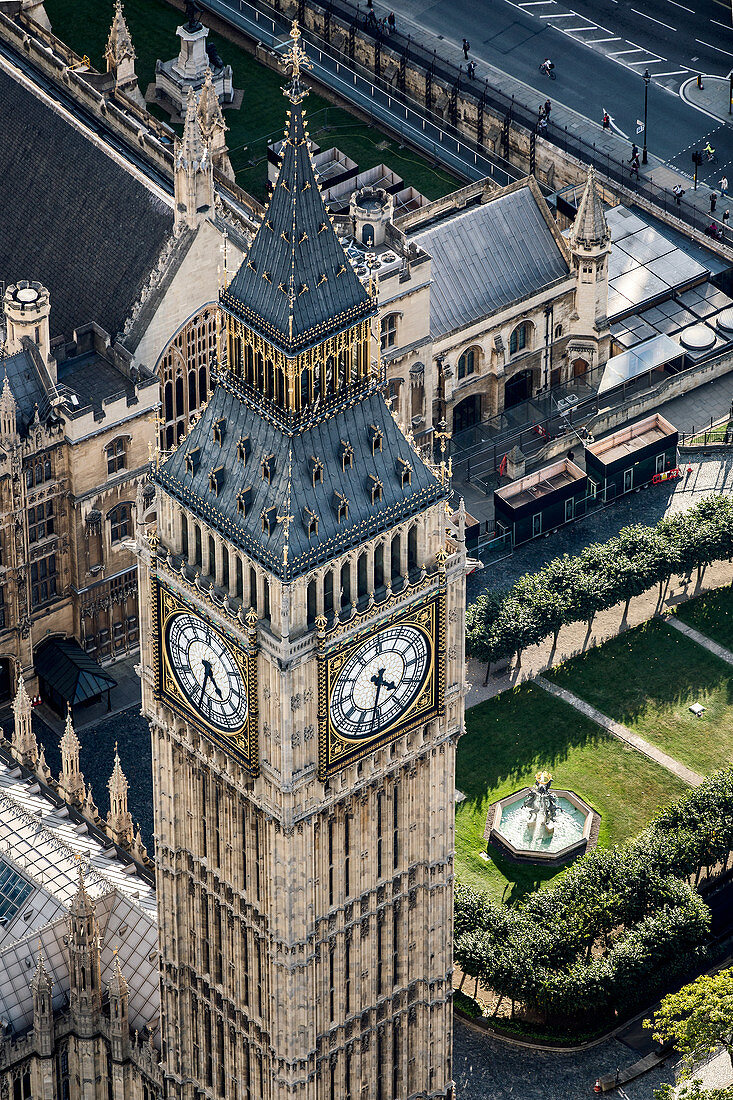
541,58,554,76
705,141,715,161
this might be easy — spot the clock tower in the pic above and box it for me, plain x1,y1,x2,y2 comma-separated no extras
138,24,466,1100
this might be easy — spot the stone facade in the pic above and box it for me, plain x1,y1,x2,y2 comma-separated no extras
137,31,467,1097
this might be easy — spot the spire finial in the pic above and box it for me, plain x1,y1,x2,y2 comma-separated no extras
282,20,311,102
277,448,294,570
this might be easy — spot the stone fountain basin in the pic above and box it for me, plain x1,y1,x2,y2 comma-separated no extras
484,787,600,867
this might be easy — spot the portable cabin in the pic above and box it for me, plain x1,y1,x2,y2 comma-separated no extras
585,413,678,501
494,458,587,546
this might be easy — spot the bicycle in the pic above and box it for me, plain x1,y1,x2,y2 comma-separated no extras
539,63,556,80
705,150,717,164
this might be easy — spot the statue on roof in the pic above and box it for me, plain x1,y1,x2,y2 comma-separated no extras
184,0,202,32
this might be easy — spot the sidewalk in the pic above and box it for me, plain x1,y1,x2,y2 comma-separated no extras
681,76,733,126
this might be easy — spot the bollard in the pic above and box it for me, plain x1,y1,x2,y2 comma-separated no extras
698,74,704,90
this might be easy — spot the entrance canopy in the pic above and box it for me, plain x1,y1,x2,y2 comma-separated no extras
35,638,117,708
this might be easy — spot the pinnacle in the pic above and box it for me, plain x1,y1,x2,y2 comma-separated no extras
105,0,135,65
61,704,80,752
179,86,208,171
571,166,610,249
108,743,129,797
197,67,227,139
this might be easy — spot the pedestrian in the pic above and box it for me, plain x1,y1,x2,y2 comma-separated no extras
467,60,476,79
538,116,547,134
462,38,470,59
711,191,718,214
544,98,551,118
720,175,728,196
388,10,395,33
630,155,640,179
602,111,610,130
673,184,685,205
631,142,638,160
724,209,730,227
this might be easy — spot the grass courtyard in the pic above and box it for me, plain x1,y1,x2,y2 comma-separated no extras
456,682,688,902
546,618,733,777
44,0,460,201
674,584,733,652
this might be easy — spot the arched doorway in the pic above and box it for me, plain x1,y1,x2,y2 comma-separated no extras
504,369,533,409
572,357,589,378
453,394,481,435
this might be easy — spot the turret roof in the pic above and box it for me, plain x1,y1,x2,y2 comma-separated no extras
220,25,375,355
105,0,135,64
571,167,610,248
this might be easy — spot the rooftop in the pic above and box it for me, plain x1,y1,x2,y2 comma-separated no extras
495,458,585,510
410,182,570,338
586,413,678,466
0,61,172,343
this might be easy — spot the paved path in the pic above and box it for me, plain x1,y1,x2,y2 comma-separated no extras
668,615,733,667
535,676,704,786
682,77,733,127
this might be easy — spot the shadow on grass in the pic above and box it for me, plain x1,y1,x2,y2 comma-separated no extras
458,682,606,800
546,618,733,728
675,584,733,652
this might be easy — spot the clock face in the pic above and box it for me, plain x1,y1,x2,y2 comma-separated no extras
329,623,432,740
164,612,248,734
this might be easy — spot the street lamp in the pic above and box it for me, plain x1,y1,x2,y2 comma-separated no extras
642,69,651,165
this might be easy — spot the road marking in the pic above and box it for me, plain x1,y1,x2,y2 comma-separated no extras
564,25,599,31
518,1,555,6
630,7,676,29
539,10,575,16
609,47,645,54
627,56,666,65
711,18,732,29
665,0,694,9
584,35,621,42
695,38,733,58
655,69,688,75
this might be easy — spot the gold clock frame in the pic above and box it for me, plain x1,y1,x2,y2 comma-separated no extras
152,576,259,775
317,585,445,779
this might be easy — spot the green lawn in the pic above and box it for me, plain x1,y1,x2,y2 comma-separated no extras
45,0,460,201
456,682,687,903
675,585,733,652
546,619,733,777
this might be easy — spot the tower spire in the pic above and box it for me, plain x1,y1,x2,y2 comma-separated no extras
12,669,38,769
108,949,130,1061
104,0,144,107
570,166,610,248
31,942,54,1057
106,743,134,848
221,20,375,360
197,67,234,180
59,705,86,807
0,374,18,445
174,87,214,232
68,862,102,1033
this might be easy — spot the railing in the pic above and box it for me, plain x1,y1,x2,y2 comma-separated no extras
680,421,733,447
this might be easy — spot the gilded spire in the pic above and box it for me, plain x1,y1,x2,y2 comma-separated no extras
282,20,311,103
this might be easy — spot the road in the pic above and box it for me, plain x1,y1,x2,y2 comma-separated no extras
378,0,733,185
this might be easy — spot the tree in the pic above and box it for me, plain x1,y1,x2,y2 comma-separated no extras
645,969,733,1080
655,1083,733,1100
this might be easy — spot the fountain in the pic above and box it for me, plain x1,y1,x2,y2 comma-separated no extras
485,772,598,866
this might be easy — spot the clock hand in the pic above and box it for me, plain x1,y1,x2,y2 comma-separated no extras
199,667,211,710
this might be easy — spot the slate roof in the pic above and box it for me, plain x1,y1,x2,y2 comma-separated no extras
220,94,376,354
154,380,446,579
0,67,172,342
410,185,570,338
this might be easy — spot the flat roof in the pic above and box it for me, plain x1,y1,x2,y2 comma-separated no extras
598,333,683,394
495,458,585,510
586,413,677,466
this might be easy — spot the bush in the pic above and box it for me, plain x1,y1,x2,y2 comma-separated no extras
453,988,483,1019
454,768,733,1025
